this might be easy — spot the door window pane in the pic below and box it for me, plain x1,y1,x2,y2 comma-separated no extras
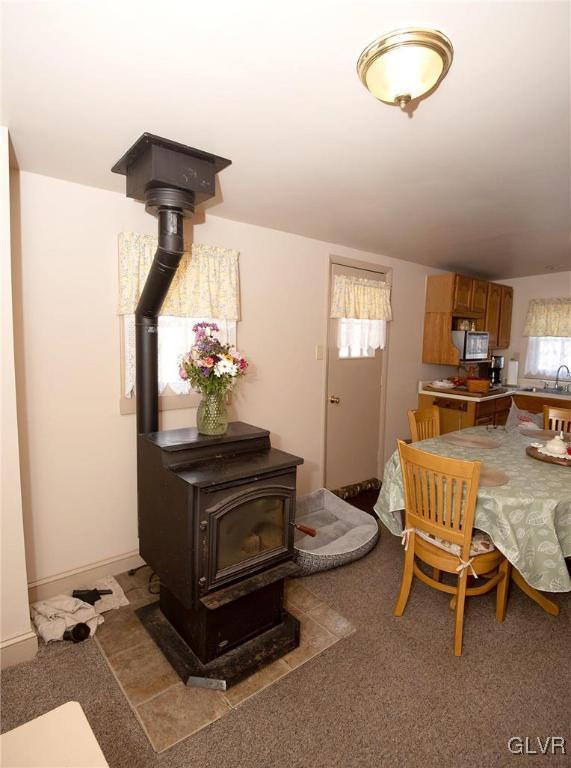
337,318,386,358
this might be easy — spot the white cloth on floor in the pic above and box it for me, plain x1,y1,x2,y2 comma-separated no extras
31,595,103,643
89,575,129,614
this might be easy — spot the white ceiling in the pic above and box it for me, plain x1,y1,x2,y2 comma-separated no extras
2,0,570,279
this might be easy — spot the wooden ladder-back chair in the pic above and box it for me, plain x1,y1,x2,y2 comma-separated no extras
394,441,509,656
408,406,441,442
543,405,571,433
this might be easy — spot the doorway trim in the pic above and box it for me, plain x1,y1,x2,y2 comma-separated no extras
322,255,392,489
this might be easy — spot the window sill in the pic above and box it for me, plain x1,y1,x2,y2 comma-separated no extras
119,390,233,415
522,374,571,383
120,392,201,415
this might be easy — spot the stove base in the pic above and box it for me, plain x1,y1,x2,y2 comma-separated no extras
136,601,300,690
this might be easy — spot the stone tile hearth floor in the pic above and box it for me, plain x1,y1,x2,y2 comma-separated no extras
95,567,355,753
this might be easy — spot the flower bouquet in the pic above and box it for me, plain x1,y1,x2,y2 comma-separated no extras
179,322,248,435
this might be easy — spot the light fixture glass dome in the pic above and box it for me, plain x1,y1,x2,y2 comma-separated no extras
357,28,453,109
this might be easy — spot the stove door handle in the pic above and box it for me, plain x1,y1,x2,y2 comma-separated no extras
291,522,317,537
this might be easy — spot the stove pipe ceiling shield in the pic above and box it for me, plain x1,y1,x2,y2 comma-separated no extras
112,134,231,434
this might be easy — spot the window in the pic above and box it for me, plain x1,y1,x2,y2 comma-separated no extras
523,298,570,378
122,316,236,398
118,235,241,411
337,318,386,358
330,272,391,359
525,336,571,379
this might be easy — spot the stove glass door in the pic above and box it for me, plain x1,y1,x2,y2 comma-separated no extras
217,495,285,572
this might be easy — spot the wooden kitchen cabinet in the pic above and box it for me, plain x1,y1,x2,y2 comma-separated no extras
453,275,474,314
484,282,502,349
417,394,512,434
471,279,488,314
451,275,489,315
496,285,513,348
494,401,511,426
475,396,511,426
423,272,514,364
426,273,489,317
512,393,571,414
416,392,571,438
483,282,512,350
423,313,461,365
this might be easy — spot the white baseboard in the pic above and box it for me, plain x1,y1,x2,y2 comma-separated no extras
0,630,38,669
27,550,146,603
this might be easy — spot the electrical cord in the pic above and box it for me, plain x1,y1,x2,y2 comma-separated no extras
148,572,160,595
127,565,147,576
126,564,160,595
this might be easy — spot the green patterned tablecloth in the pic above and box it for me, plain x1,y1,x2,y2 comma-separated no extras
374,426,571,592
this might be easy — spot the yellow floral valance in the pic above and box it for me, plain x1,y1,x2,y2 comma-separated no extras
523,298,570,338
118,233,240,319
330,274,392,321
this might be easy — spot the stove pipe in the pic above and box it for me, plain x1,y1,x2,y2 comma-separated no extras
112,134,231,433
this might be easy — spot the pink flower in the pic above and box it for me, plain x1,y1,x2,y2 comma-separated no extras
179,366,189,380
203,356,215,368
192,321,220,334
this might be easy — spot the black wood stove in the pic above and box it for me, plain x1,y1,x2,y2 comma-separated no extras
112,135,303,689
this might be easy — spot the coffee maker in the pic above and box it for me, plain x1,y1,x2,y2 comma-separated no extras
489,355,504,385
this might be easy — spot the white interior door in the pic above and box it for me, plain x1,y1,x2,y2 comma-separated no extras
325,263,384,490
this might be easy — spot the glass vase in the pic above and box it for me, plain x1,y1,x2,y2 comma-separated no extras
196,392,228,436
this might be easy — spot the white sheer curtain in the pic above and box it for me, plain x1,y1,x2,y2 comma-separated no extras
525,336,571,378
123,316,236,397
337,318,387,358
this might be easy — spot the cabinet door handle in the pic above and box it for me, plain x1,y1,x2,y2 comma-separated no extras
328,395,341,404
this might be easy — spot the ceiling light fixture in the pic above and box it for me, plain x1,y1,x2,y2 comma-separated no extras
357,27,453,110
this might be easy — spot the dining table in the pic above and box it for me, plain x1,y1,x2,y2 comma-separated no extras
374,425,571,615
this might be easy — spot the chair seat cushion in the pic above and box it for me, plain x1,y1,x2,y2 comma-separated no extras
414,528,494,557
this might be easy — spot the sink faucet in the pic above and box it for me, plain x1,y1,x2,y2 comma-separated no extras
555,364,570,391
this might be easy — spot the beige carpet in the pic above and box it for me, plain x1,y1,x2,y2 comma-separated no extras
1,533,569,768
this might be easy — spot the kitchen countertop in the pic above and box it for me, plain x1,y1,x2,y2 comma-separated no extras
418,382,571,403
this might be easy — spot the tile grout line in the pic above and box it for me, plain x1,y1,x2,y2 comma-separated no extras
135,680,183,708
305,607,358,639
152,706,233,755
95,631,188,709
223,677,288,708
288,584,359,638
105,636,158,665
93,635,159,749
93,590,354,754
288,599,349,640
95,634,230,754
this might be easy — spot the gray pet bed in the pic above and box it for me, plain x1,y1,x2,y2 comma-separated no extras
294,489,379,575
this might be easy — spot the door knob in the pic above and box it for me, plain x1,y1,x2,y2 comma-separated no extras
328,395,341,404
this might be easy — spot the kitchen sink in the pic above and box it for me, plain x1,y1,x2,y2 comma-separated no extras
519,386,570,395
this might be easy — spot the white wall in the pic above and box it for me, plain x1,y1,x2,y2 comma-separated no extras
194,215,452,478
12,170,448,585
497,272,571,384
1,129,37,665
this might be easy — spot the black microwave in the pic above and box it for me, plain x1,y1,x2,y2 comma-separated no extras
451,331,490,361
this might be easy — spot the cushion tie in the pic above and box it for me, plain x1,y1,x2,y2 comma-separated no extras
401,528,415,551
456,557,478,579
